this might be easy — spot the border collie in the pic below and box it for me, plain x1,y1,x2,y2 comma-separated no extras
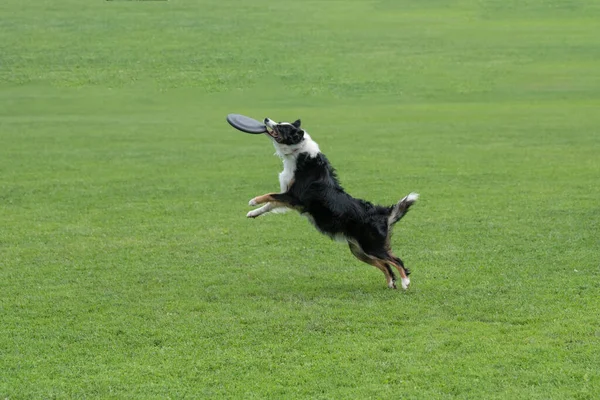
247,118,419,290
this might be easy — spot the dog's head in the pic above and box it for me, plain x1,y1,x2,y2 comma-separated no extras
263,118,304,146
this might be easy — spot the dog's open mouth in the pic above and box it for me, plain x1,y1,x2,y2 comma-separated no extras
266,127,281,142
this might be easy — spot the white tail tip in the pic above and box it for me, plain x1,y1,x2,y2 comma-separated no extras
405,193,419,203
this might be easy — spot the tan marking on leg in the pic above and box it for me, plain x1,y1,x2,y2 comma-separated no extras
250,193,299,211
251,193,279,205
349,243,396,289
387,258,408,280
386,251,408,280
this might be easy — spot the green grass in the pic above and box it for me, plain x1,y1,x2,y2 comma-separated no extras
1,0,599,398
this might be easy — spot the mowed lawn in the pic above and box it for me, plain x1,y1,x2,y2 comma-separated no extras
1,0,599,398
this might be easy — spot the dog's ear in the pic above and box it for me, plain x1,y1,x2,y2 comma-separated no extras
292,119,301,129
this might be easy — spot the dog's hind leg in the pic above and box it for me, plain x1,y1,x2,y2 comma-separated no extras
348,242,397,289
385,252,411,290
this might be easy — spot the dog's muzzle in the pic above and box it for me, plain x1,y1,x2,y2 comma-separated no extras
264,118,282,142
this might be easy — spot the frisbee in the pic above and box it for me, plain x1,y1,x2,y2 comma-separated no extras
226,114,267,134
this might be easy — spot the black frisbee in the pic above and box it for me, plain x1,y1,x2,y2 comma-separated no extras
226,114,267,134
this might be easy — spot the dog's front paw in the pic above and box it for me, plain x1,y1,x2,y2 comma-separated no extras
246,210,258,218
248,198,258,207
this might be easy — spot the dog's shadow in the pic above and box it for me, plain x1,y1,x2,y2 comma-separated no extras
253,274,416,302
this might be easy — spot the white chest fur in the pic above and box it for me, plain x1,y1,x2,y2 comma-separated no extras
279,156,296,192
273,132,320,193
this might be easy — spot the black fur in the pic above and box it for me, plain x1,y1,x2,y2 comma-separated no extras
279,152,415,283
290,153,391,247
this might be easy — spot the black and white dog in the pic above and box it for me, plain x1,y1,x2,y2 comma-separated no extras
247,118,418,290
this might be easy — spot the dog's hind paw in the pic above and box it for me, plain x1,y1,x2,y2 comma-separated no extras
401,277,410,290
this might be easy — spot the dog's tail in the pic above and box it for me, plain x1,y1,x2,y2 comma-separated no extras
388,193,419,226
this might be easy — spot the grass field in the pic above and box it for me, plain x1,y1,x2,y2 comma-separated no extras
1,0,599,398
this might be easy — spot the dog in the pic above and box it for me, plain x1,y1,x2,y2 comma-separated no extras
247,118,419,290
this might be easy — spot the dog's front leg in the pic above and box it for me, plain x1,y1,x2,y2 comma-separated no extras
248,192,296,207
247,202,276,218
247,192,297,218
